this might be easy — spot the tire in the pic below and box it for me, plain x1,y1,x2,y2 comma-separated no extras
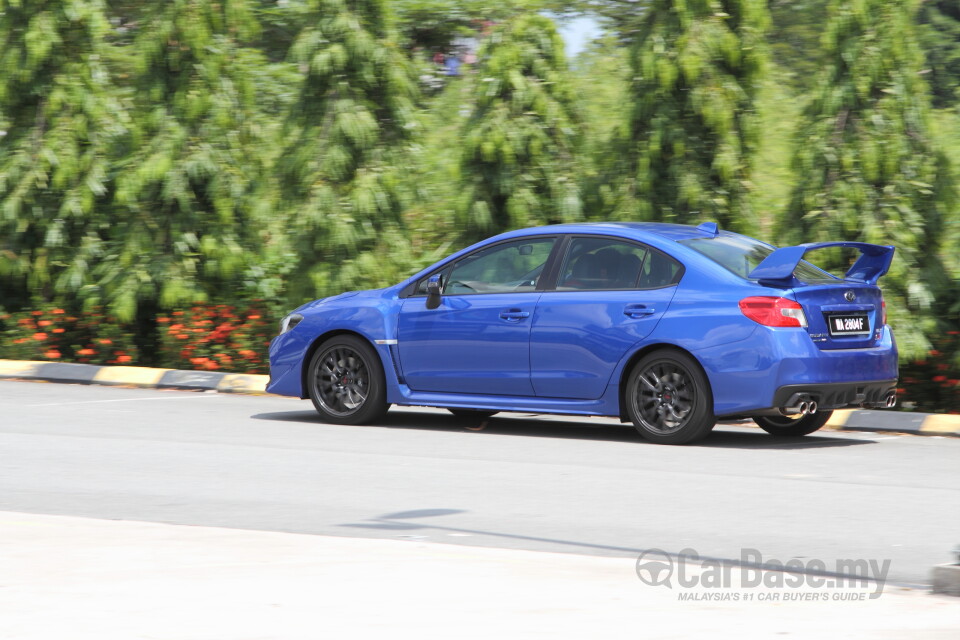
753,411,833,437
447,408,499,420
625,350,715,445
307,335,389,425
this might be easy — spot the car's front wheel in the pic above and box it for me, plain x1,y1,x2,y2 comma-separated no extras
753,411,833,437
625,350,715,445
308,335,388,425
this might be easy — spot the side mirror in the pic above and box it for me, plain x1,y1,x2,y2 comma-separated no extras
426,275,442,310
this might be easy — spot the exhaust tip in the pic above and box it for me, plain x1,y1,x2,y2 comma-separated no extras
808,401,818,414
885,393,897,409
798,401,809,415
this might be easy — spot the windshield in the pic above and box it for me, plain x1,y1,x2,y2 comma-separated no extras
680,236,837,282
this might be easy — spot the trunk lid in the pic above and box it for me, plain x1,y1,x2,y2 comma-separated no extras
792,283,883,350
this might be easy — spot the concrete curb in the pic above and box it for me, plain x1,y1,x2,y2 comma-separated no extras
826,408,960,438
2,359,959,436
0,359,270,395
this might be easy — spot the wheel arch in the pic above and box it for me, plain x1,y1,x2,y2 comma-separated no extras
617,343,714,420
300,329,382,399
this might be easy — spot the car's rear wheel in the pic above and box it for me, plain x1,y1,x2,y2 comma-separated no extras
308,335,388,425
447,409,499,420
626,350,715,445
753,411,833,437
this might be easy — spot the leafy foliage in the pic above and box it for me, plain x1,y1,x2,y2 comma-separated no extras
280,0,418,301
459,13,583,240
93,0,282,322
0,0,124,309
917,0,960,109
781,0,953,358
622,0,770,233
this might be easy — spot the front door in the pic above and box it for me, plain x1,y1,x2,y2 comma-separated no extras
397,237,557,396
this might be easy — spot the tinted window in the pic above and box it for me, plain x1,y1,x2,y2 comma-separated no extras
558,238,648,290
680,236,835,282
441,237,556,295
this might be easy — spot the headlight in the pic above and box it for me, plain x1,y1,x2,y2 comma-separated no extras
279,313,304,335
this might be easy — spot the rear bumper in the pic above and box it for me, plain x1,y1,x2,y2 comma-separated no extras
696,325,898,416
772,380,898,410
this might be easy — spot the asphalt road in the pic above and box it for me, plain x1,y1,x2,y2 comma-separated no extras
1,380,957,585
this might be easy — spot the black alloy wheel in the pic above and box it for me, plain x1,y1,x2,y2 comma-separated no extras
626,350,715,445
308,335,388,425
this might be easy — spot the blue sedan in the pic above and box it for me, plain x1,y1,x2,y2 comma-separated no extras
267,222,898,444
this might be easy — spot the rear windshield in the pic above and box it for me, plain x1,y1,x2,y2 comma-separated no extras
679,236,837,282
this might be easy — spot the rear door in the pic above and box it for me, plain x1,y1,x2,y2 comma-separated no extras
529,236,682,399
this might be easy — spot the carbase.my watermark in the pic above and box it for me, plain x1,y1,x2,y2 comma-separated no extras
635,547,891,600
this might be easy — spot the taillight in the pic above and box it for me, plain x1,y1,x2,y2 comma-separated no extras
739,296,808,328
881,299,887,326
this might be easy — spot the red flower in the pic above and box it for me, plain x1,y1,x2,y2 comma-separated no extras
933,376,947,382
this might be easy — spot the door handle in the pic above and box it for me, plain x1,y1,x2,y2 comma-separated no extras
624,304,656,318
499,309,531,321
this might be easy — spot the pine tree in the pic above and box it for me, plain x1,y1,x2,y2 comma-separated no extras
0,0,124,308
624,0,769,232
281,0,418,300
782,0,953,357
100,0,278,320
917,0,960,109
459,13,582,241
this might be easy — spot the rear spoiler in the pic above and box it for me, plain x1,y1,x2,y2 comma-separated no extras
748,242,895,286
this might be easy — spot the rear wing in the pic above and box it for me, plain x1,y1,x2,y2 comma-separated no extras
748,242,895,286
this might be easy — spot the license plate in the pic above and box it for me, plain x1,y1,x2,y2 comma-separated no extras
828,314,870,336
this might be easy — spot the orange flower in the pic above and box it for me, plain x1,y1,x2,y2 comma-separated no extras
53,328,65,334
33,332,48,341
157,317,171,323
247,314,261,320
44,349,61,359
32,310,43,316
13,338,26,344
99,338,112,345
173,311,184,316
52,308,65,314
176,333,189,339
77,348,95,356
117,355,132,363
190,357,209,365
38,320,52,327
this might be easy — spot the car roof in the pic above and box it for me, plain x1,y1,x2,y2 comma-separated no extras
499,222,723,243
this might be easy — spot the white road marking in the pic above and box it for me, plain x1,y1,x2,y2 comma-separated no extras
23,395,223,408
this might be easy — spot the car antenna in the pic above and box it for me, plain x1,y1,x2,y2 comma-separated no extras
696,221,720,236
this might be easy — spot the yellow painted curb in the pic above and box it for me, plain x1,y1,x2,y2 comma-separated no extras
824,409,853,428
93,366,170,387
919,414,960,435
0,360,44,376
217,374,270,395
